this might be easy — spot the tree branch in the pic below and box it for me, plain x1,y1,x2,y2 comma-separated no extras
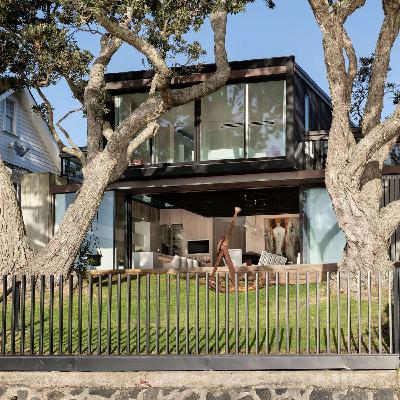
126,121,159,161
380,197,400,237
102,121,114,141
307,0,365,24
308,0,366,166
85,33,122,160
65,77,86,105
349,104,400,176
362,0,400,134
36,88,86,163
97,13,170,79
97,10,173,104
342,28,357,99
56,107,85,156
171,2,230,106
103,2,231,159
336,0,367,22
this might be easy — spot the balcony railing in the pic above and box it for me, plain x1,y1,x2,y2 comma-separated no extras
303,139,328,170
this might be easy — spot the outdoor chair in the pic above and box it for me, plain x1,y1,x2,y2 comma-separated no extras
258,251,287,266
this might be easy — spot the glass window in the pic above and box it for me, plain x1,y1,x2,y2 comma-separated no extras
5,98,16,134
305,94,310,133
247,80,286,158
301,187,345,264
385,143,400,165
54,192,115,269
114,93,151,165
200,84,245,161
154,101,195,163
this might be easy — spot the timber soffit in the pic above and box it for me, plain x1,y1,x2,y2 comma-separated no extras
50,169,326,194
104,56,294,91
50,166,400,194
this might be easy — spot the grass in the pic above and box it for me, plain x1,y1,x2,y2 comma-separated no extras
0,273,392,355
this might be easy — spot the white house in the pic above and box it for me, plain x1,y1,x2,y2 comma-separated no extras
0,88,61,252
0,88,59,185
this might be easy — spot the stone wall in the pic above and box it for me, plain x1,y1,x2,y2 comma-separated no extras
0,371,399,400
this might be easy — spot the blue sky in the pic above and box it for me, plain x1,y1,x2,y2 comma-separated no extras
41,0,400,147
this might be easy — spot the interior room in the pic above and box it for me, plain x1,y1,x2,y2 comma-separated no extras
126,186,302,269
53,185,345,270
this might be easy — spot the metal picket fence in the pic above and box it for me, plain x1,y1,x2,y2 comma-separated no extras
0,268,399,371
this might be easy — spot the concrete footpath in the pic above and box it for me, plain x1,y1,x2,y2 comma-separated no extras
0,370,399,399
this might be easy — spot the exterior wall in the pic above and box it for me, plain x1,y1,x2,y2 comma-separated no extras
294,73,332,169
114,192,127,267
21,173,66,253
0,92,59,174
294,74,332,137
300,176,400,264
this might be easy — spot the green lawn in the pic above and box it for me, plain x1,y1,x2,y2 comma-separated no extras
0,273,392,355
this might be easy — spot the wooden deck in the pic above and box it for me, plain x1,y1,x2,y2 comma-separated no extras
90,263,338,283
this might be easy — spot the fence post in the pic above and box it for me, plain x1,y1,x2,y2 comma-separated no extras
393,269,400,354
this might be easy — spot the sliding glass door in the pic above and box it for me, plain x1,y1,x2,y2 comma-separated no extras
114,79,287,164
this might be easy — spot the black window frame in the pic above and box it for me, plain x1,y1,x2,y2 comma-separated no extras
112,74,290,167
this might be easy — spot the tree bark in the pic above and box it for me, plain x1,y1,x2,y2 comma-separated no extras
325,141,393,273
28,151,126,275
330,190,392,272
0,3,231,277
306,0,400,274
0,158,33,275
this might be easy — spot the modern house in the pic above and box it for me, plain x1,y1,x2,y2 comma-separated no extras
52,56,400,270
0,88,61,252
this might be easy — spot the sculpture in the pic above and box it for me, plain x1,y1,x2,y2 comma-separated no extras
210,206,241,288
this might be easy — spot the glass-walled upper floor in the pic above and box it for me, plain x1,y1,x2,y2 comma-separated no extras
114,79,287,165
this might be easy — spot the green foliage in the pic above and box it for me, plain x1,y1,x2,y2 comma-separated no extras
0,0,275,91
351,54,400,127
0,0,91,91
0,0,276,147
74,223,101,275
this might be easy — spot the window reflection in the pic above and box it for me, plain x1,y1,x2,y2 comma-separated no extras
154,102,195,163
385,143,400,165
113,79,287,164
200,84,245,161
301,187,345,264
114,93,151,165
247,81,286,158
54,192,115,269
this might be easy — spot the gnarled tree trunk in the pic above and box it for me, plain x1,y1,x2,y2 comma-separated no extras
0,2,232,277
307,0,400,275
326,165,392,272
28,151,126,275
0,158,33,274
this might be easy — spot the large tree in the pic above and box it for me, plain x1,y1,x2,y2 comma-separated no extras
0,0,274,276
307,0,400,273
